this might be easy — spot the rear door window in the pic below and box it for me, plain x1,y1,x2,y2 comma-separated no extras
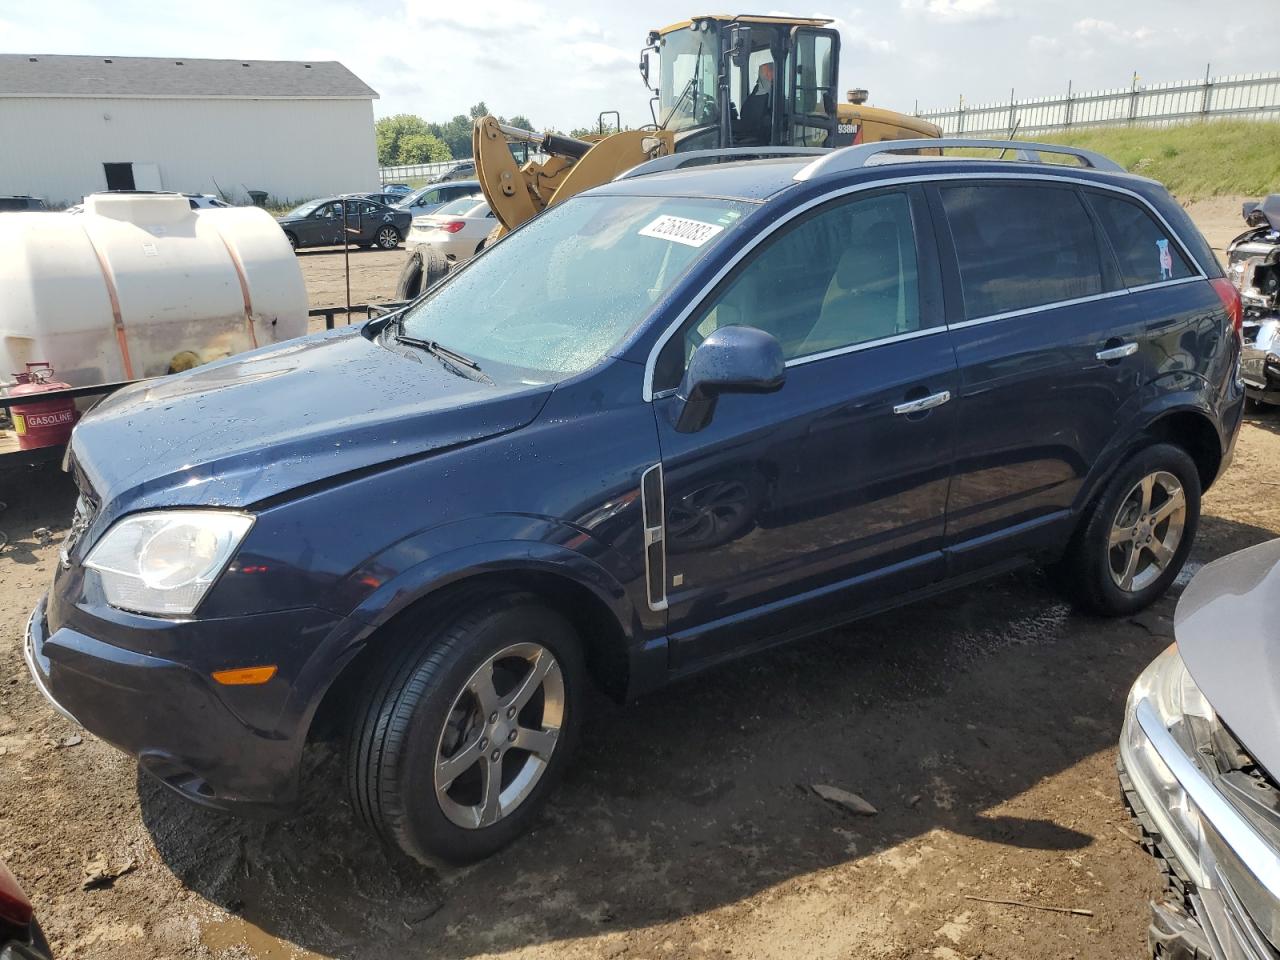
1086,192,1196,287
939,183,1106,320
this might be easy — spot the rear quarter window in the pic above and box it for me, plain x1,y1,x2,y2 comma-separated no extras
940,183,1105,320
1086,192,1196,287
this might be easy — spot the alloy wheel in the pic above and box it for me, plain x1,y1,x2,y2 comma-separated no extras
433,642,565,830
377,227,399,249
1108,470,1186,592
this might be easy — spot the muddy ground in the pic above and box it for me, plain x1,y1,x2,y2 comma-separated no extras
0,197,1271,960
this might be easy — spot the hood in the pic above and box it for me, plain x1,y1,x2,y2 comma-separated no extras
1176,538,1280,781
71,326,552,517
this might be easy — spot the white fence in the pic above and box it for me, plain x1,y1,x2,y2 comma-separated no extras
378,160,459,184
917,71,1280,137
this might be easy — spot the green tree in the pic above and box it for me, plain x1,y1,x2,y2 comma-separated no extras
398,132,452,164
375,113,433,166
469,101,490,120
508,114,534,131
439,114,474,160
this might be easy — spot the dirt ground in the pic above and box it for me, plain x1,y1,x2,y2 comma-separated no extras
0,197,1271,960
295,246,407,335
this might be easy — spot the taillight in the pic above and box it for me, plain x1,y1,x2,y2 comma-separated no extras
440,221,466,234
0,861,34,929
1210,276,1243,340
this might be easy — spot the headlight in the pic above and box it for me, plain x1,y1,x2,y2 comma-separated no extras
1127,642,1214,729
84,510,254,616
1121,643,1214,887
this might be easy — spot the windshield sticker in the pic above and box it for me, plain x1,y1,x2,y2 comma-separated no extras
639,215,724,248
1157,238,1173,279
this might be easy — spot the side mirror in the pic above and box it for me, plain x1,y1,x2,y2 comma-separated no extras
675,326,785,433
639,50,653,90
731,25,752,67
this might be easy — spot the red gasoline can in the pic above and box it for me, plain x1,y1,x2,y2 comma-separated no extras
8,362,77,451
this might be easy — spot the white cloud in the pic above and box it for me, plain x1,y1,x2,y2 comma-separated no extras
564,40,633,69
1072,17,1162,47
901,0,1008,23
1028,34,1063,54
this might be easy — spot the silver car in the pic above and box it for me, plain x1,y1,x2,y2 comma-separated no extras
1120,540,1280,959
405,196,494,265
395,181,483,218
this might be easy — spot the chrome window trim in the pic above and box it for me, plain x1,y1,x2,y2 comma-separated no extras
785,325,945,368
639,463,668,612
945,289,1130,331
1127,275,1206,295
1136,697,1280,901
641,171,1208,401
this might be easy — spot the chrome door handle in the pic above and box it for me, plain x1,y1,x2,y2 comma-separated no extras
893,390,951,415
1096,342,1139,361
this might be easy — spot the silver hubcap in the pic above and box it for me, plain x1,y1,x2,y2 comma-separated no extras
433,642,564,830
1108,470,1186,592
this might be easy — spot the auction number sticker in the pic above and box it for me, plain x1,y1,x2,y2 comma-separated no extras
639,215,724,248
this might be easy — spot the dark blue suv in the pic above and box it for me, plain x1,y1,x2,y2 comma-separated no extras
26,140,1245,864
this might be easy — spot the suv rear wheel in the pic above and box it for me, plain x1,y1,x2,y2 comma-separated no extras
1060,442,1201,616
347,593,584,864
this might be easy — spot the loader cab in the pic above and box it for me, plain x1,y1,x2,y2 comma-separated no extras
645,16,840,153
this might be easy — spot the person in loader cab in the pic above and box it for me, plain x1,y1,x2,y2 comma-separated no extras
737,61,775,145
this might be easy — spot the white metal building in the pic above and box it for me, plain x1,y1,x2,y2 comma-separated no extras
0,54,380,206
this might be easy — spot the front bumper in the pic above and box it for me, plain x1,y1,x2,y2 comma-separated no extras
1120,697,1280,959
24,593,346,813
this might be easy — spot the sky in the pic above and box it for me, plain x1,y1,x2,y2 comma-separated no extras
0,0,1272,132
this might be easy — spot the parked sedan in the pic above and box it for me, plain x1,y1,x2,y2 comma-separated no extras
394,180,483,217
1120,540,1280,959
405,196,493,264
276,197,411,251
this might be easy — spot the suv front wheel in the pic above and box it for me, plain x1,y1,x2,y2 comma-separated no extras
1060,442,1202,616
347,593,585,864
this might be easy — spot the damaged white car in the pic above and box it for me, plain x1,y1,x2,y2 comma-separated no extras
1120,540,1280,959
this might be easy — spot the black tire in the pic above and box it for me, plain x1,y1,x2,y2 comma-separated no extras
375,225,401,250
1058,442,1201,616
347,593,585,865
395,252,424,300
284,231,298,252
480,224,504,251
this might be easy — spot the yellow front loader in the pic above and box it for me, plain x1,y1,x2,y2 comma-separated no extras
396,14,939,298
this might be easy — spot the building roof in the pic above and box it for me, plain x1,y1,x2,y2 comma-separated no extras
0,54,378,100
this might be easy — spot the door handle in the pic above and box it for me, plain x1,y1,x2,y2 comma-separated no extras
1096,342,1138,361
893,390,951,416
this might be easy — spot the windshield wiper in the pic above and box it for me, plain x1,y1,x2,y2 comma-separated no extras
392,333,491,383
660,40,704,129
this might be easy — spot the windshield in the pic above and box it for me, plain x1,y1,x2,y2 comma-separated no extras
398,194,752,380
285,200,324,218
659,26,720,133
435,196,485,217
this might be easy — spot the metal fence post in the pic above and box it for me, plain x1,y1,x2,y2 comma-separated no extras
1064,80,1073,129
957,95,965,135
1201,63,1212,121
1128,71,1140,126
1007,87,1016,136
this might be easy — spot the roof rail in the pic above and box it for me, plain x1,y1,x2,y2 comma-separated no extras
617,147,830,181
794,138,1124,181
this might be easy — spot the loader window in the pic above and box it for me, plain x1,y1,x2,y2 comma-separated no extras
659,27,719,133
397,194,753,379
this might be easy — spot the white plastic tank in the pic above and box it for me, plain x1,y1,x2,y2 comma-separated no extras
0,192,307,388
